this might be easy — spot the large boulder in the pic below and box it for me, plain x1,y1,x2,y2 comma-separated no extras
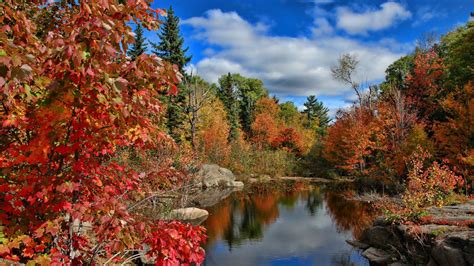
198,164,243,188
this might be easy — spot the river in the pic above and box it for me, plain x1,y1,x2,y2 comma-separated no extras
202,183,375,266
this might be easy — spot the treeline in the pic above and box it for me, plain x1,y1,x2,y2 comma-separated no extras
132,7,331,177
322,22,473,193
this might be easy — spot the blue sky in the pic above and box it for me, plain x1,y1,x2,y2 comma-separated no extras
144,0,472,113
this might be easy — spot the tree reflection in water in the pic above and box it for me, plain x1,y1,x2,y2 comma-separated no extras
203,185,375,250
324,191,376,239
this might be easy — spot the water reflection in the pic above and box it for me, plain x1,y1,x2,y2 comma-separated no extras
324,191,375,239
203,185,374,266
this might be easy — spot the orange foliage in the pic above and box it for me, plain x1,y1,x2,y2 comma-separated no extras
405,50,446,121
404,147,464,210
251,97,309,156
325,191,376,238
251,112,280,147
434,82,474,184
375,88,418,177
271,127,305,156
323,107,377,173
254,97,280,117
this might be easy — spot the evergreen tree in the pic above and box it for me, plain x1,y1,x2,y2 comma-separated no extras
303,95,331,132
217,73,240,140
127,23,147,60
150,6,191,73
150,6,192,142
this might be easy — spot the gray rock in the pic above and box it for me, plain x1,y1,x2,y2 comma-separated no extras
388,262,407,266
198,164,241,188
431,241,468,266
362,247,394,264
168,207,209,225
360,226,402,250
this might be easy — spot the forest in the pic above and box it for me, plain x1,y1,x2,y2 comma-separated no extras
0,0,472,265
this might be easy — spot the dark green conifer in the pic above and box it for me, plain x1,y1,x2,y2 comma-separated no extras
127,23,147,60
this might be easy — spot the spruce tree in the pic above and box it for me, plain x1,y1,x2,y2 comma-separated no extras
150,6,191,73
150,6,192,142
217,73,240,140
127,23,147,60
303,95,331,132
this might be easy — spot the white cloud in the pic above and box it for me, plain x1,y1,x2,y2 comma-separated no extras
312,18,334,36
336,2,411,35
183,9,409,98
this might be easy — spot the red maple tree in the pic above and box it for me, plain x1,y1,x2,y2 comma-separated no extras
0,1,205,264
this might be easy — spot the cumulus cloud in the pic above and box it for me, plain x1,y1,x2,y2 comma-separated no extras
183,9,409,98
312,18,334,36
336,2,411,35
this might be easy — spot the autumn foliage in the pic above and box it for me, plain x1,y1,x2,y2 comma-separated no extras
197,96,231,165
403,147,464,210
323,29,473,195
0,1,205,264
323,107,377,173
251,97,311,156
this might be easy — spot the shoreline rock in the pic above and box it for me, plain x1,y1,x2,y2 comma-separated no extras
198,164,244,188
349,200,474,265
167,207,209,225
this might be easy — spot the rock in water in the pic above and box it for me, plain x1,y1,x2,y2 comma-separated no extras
362,247,395,264
169,207,209,225
198,164,243,188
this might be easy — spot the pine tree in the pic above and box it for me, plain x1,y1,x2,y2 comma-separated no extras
303,95,331,132
217,73,240,140
150,6,192,142
127,23,147,60
150,6,191,73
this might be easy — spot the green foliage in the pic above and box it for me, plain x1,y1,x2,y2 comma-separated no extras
303,95,331,133
165,91,188,143
151,6,191,73
279,101,300,125
381,55,413,92
236,76,268,132
217,73,268,138
151,6,191,142
217,73,241,140
127,23,148,60
440,21,474,89
228,143,297,177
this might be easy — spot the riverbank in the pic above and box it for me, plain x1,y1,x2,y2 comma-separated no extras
348,199,474,265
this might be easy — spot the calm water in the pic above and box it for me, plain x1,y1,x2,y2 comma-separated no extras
202,185,374,266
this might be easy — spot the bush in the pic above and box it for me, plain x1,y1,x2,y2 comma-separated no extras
403,147,464,210
202,139,297,178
